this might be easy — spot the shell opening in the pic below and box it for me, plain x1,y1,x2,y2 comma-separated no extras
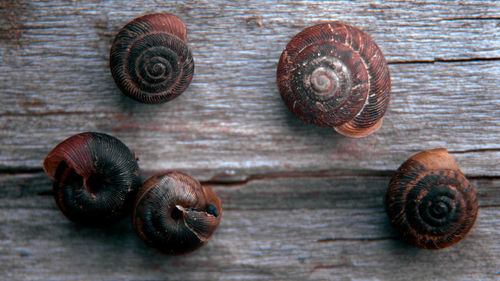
171,205,184,220
54,161,83,190
205,203,219,217
84,173,106,195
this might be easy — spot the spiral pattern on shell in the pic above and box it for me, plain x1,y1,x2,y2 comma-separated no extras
43,132,141,226
277,22,391,138
133,171,222,255
110,13,194,104
386,149,478,249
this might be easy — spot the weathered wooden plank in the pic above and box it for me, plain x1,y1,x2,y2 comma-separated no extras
1,0,499,175
1,204,498,280
1,61,499,175
1,172,498,280
1,1,499,280
1,0,499,61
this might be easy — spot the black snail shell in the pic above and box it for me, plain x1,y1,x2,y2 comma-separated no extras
43,132,141,226
277,22,391,138
132,171,222,255
386,148,478,249
110,13,194,104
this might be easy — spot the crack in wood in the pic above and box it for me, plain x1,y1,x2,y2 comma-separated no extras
441,17,500,21
0,166,44,174
309,263,348,274
0,110,113,117
201,169,395,186
479,204,500,209
202,170,500,186
3,167,499,182
36,190,53,196
388,57,500,65
317,237,396,243
448,148,500,154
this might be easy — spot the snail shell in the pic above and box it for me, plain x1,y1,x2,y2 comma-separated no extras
110,13,194,104
277,22,391,138
386,148,478,249
43,132,141,226
132,171,222,255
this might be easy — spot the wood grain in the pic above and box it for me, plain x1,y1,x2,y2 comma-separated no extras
0,172,499,280
0,0,499,280
1,61,499,175
1,1,499,175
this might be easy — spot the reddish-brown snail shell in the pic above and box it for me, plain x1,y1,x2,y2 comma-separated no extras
132,171,222,255
386,148,478,249
277,22,391,138
43,132,141,226
110,13,194,104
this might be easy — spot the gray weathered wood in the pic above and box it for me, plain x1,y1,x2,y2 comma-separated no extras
1,1,499,175
0,0,499,280
2,208,500,281
1,61,499,175
0,172,499,280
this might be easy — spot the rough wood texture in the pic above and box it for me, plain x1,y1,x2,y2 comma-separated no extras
0,0,499,280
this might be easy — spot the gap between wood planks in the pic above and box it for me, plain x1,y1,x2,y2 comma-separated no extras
1,165,500,180
0,168,493,197
200,169,395,186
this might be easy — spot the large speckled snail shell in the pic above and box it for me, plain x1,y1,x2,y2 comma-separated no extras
386,148,478,249
132,171,222,255
277,22,391,138
110,13,194,104
43,132,141,226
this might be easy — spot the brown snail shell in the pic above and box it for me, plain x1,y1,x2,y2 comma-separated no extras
43,132,141,226
110,13,194,104
132,171,222,255
277,22,391,138
386,148,478,249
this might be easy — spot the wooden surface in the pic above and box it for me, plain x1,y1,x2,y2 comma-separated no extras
0,0,499,280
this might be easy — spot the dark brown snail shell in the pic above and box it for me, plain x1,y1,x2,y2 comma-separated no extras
43,132,141,226
277,22,391,138
110,13,194,104
132,171,222,255
386,148,478,249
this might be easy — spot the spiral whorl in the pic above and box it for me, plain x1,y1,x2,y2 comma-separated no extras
277,22,390,137
386,149,478,249
110,13,194,104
